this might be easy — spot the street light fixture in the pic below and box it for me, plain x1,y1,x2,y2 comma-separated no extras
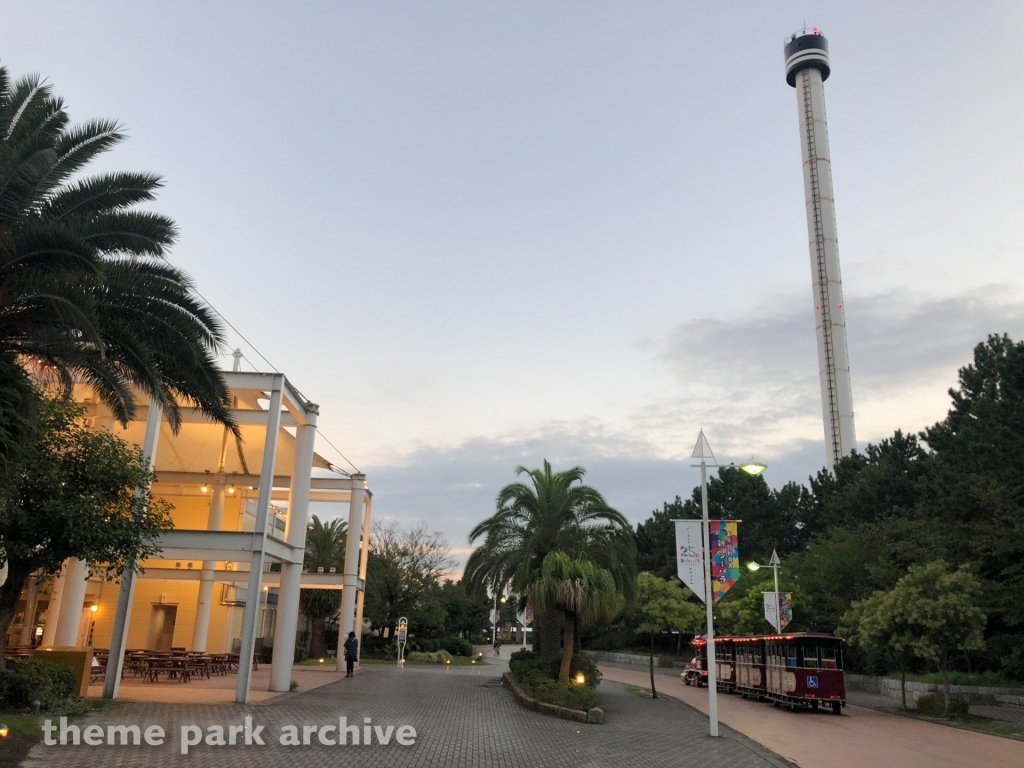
748,550,782,595
691,430,767,739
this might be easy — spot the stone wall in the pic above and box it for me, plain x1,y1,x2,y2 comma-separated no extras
845,673,1024,706
585,650,687,668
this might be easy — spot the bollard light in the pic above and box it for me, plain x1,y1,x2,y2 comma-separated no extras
575,672,586,685
319,658,324,664
0,723,8,738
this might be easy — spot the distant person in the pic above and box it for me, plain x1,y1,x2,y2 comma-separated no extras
343,632,358,677
493,635,502,656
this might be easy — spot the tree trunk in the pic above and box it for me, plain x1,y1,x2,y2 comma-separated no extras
538,606,561,664
559,613,575,683
941,651,950,718
650,634,658,699
309,616,327,659
0,561,32,657
900,664,907,711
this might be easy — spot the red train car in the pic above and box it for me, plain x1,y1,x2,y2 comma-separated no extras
682,637,736,691
684,633,846,715
764,633,846,714
734,635,767,700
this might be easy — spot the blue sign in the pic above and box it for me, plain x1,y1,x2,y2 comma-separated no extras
807,675,819,689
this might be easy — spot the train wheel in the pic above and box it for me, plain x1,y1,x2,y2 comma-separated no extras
831,702,842,715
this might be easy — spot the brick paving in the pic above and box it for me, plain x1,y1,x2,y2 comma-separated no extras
22,659,789,768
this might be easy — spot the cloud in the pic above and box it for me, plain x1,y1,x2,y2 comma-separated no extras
647,285,1024,454
354,287,1024,573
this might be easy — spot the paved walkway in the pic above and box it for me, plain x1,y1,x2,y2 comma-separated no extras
86,666,346,704
598,663,1024,768
24,655,788,768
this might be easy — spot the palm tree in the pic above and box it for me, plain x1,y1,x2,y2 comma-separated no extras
465,460,635,661
300,515,347,658
0,65,235,450
528,552,621,682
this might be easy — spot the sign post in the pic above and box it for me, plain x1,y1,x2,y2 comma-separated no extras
397,617,408,668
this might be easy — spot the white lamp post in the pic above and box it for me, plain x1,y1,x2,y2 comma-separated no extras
691,431,766,737
748,549,782,595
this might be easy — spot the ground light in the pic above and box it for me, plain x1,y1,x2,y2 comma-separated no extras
0,723,8,738
575,672,586,685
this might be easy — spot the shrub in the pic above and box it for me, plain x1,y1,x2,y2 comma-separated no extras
441,637,474,657
588,629,638,651
406,650,454,664
508,649,601,712
469,635,486,645
917,694,969,718
513,669,601,712
0,659,78,710
257,644,307,665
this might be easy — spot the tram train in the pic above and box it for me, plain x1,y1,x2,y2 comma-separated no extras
681,633,846,715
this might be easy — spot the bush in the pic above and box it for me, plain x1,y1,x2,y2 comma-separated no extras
469,635,486,646
588,629,638,651
257,644,307,665
0,659,78,710
406,650,454,664
917,694,969,718
440,637,473,657
508,650,602,712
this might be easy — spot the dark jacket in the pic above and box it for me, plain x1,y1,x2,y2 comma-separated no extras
343,637,359,661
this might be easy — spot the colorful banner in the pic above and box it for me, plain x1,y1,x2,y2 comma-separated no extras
709,520,740,602
517,607,533,626
778,592,793,631
763,592,780,632
674,520,705,601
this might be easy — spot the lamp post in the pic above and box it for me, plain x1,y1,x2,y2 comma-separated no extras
748,549,782,594
691,431,766,737
491,588,506,649
748,550,783,632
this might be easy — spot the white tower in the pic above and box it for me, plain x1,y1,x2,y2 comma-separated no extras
785,30,856,471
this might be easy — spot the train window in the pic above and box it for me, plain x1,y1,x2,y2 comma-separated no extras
786,647,798,668
821,646,838,670
803,647,820,668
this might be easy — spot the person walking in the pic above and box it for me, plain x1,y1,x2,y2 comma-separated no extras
343,631,359,678
493,635,502,657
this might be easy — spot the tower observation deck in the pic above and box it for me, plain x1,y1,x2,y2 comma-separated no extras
785,29,856,472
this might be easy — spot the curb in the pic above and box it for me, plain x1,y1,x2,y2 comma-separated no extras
501,672,603,724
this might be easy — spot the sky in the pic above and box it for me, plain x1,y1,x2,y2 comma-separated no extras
4,1,1024,566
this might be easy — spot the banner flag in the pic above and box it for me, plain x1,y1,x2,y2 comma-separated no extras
763,592,780,633
517,607,533,626
490,609,501,624
709,520,740,602
674,520,705,602
779,592,793,631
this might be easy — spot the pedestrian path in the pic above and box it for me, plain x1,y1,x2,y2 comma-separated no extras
598,663,1024,768
24,656,788,768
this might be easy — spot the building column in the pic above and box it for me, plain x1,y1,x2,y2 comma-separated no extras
192,475,227,651
270,419,317,692
337,474,366,672
17,573,40,646
103,401,162,699
41,563,68,646
54,558,89,647
352,494,372,662
235,375,284,704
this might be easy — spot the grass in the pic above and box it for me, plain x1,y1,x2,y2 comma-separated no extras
959,718,1024,740
899,671,1024,689
0,701,121,768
